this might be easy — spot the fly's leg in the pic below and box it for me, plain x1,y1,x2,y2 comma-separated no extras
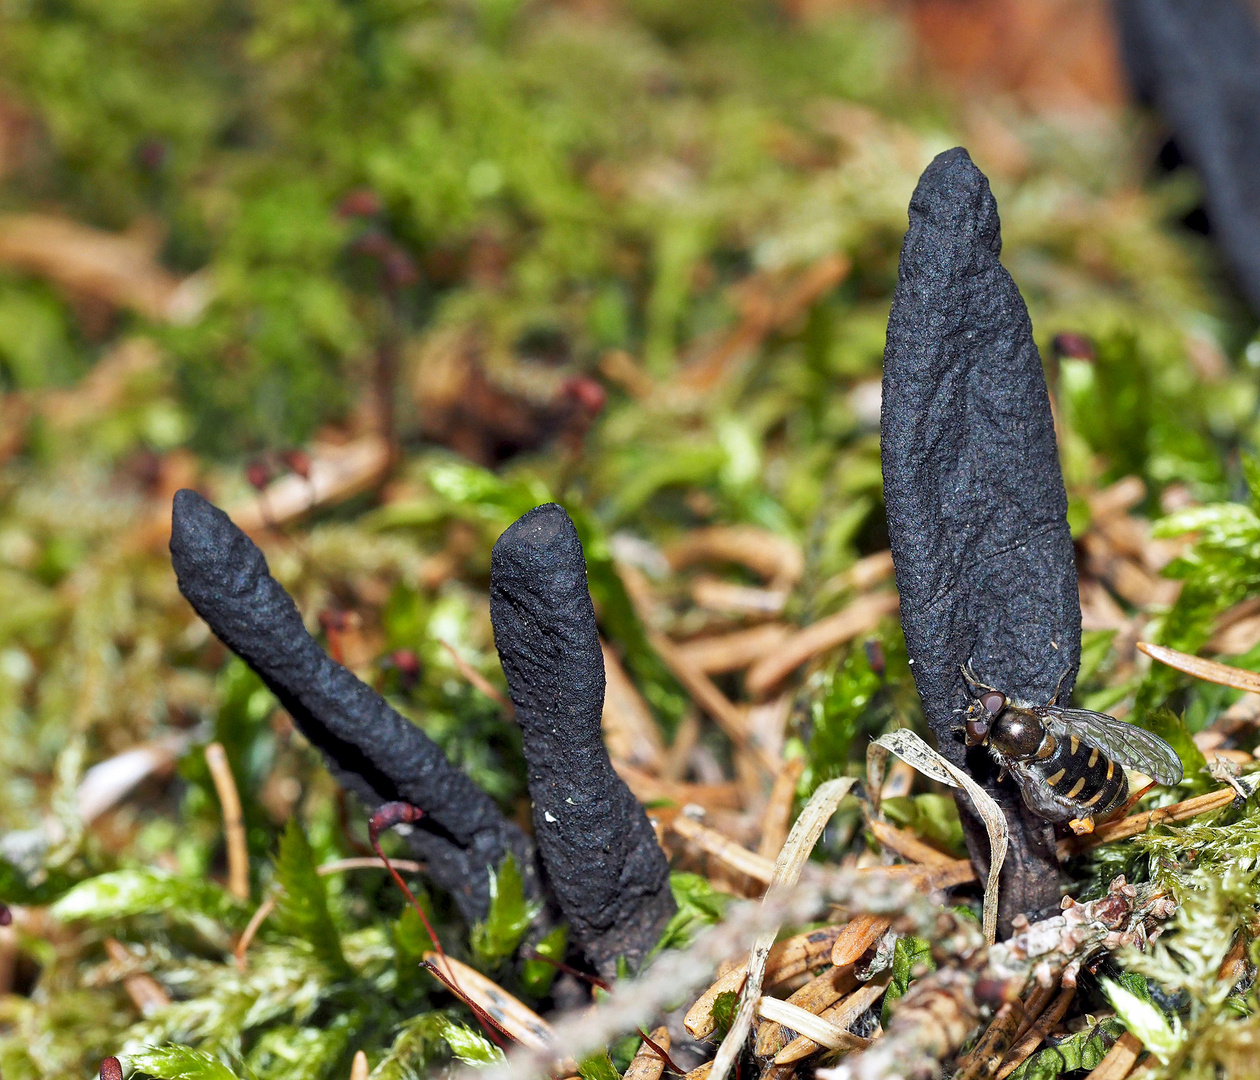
1049,665,1073,707
961,661,1000,695
1115,779,1157,817
1068,816,1095,835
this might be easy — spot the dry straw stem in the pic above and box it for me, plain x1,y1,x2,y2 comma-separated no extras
672,814,777,885
994,984,1074,1079
1008,982,1059,1045
349,1050,369,1080
425,952,566,1063
440,640,514,715
830,913,893,968
623,1028,670,1080
478,865,949,1080
825,878,1171,1080
871,730,1007,944
1056,786,1247,857
773,975,889,1064
759,757,806,859
709,778,857,1080
746,592,900,697
613,761,742,812
756,997,869,1052
103,937,171,1017
755,964,859,1056
820,551,896,597
234,857,423,969
953,1001,1023,1080
677,624,793,676
686,925,845,1038
1138,640,1260,693
230,435,392,533
664,525,804,588
691,577,788,616
601,642,666,771
0,213,207,322
204,742,249,901
674,253,851,397
1083,1031,1143,1080
649,631,777,772
866,820,957,869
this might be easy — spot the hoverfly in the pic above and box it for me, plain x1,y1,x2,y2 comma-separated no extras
959,664,1183,834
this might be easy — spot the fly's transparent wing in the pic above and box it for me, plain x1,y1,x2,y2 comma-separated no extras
1038,707,1183,785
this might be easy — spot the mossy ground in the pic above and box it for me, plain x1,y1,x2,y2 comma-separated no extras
1,2,1259,1078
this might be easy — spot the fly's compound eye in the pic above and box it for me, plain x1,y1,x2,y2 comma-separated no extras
980,691,1007,717
965,718,989,746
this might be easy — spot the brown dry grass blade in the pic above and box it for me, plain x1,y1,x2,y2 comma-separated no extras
1057,785,1254,856
624,1028,671,1080
873,730,1006,944
685,925,844,1038
755,997,868,1053
709,778,856,1080
1138,641,1260,693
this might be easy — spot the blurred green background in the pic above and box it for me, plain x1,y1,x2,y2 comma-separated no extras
3,1,1260,1077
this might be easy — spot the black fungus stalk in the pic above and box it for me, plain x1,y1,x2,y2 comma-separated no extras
170,489,539,922
881,148,1080,931
1115,0,1260,316
490,504,675,975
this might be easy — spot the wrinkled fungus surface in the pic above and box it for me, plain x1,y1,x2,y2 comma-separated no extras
491,503,675,974
881,148,1080,927
171,489,540,921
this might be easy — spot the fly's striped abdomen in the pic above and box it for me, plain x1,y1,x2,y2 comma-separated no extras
1033,733,1127,816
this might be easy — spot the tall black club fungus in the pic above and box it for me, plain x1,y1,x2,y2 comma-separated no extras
490,503,675,976
881,148,1080,932
170,489,541,923
1115,0,1260,316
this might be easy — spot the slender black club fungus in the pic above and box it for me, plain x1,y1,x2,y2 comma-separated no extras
1115,0,1260,314
881,148,1080,930
170,489,539,922
490,504,675,975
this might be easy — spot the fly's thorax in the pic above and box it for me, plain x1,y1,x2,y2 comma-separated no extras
987,708,1047,759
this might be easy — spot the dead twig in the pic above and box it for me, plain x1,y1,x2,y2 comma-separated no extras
677,624,793,676
601,642,666,771
754,963,859,1057
746,593,899,697
994,984,1074,1079
425,951,570,1066
773,976,889,1065
103,938,172,1017
686,925,845,1038
440,640,514,715
866,820,956,869
819,879,1174,1080
666,527,804,590
954,1002,1023,1080
624,1028,672,1080
672,813,777,885
1139,640,1260,694
755,997,868,1053
710,779,856,1080
830,913,893,968
1057,787,1246,856
651,631,777,772
1083,1031,1143,1080
204,742,249,901
759,757,805,859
